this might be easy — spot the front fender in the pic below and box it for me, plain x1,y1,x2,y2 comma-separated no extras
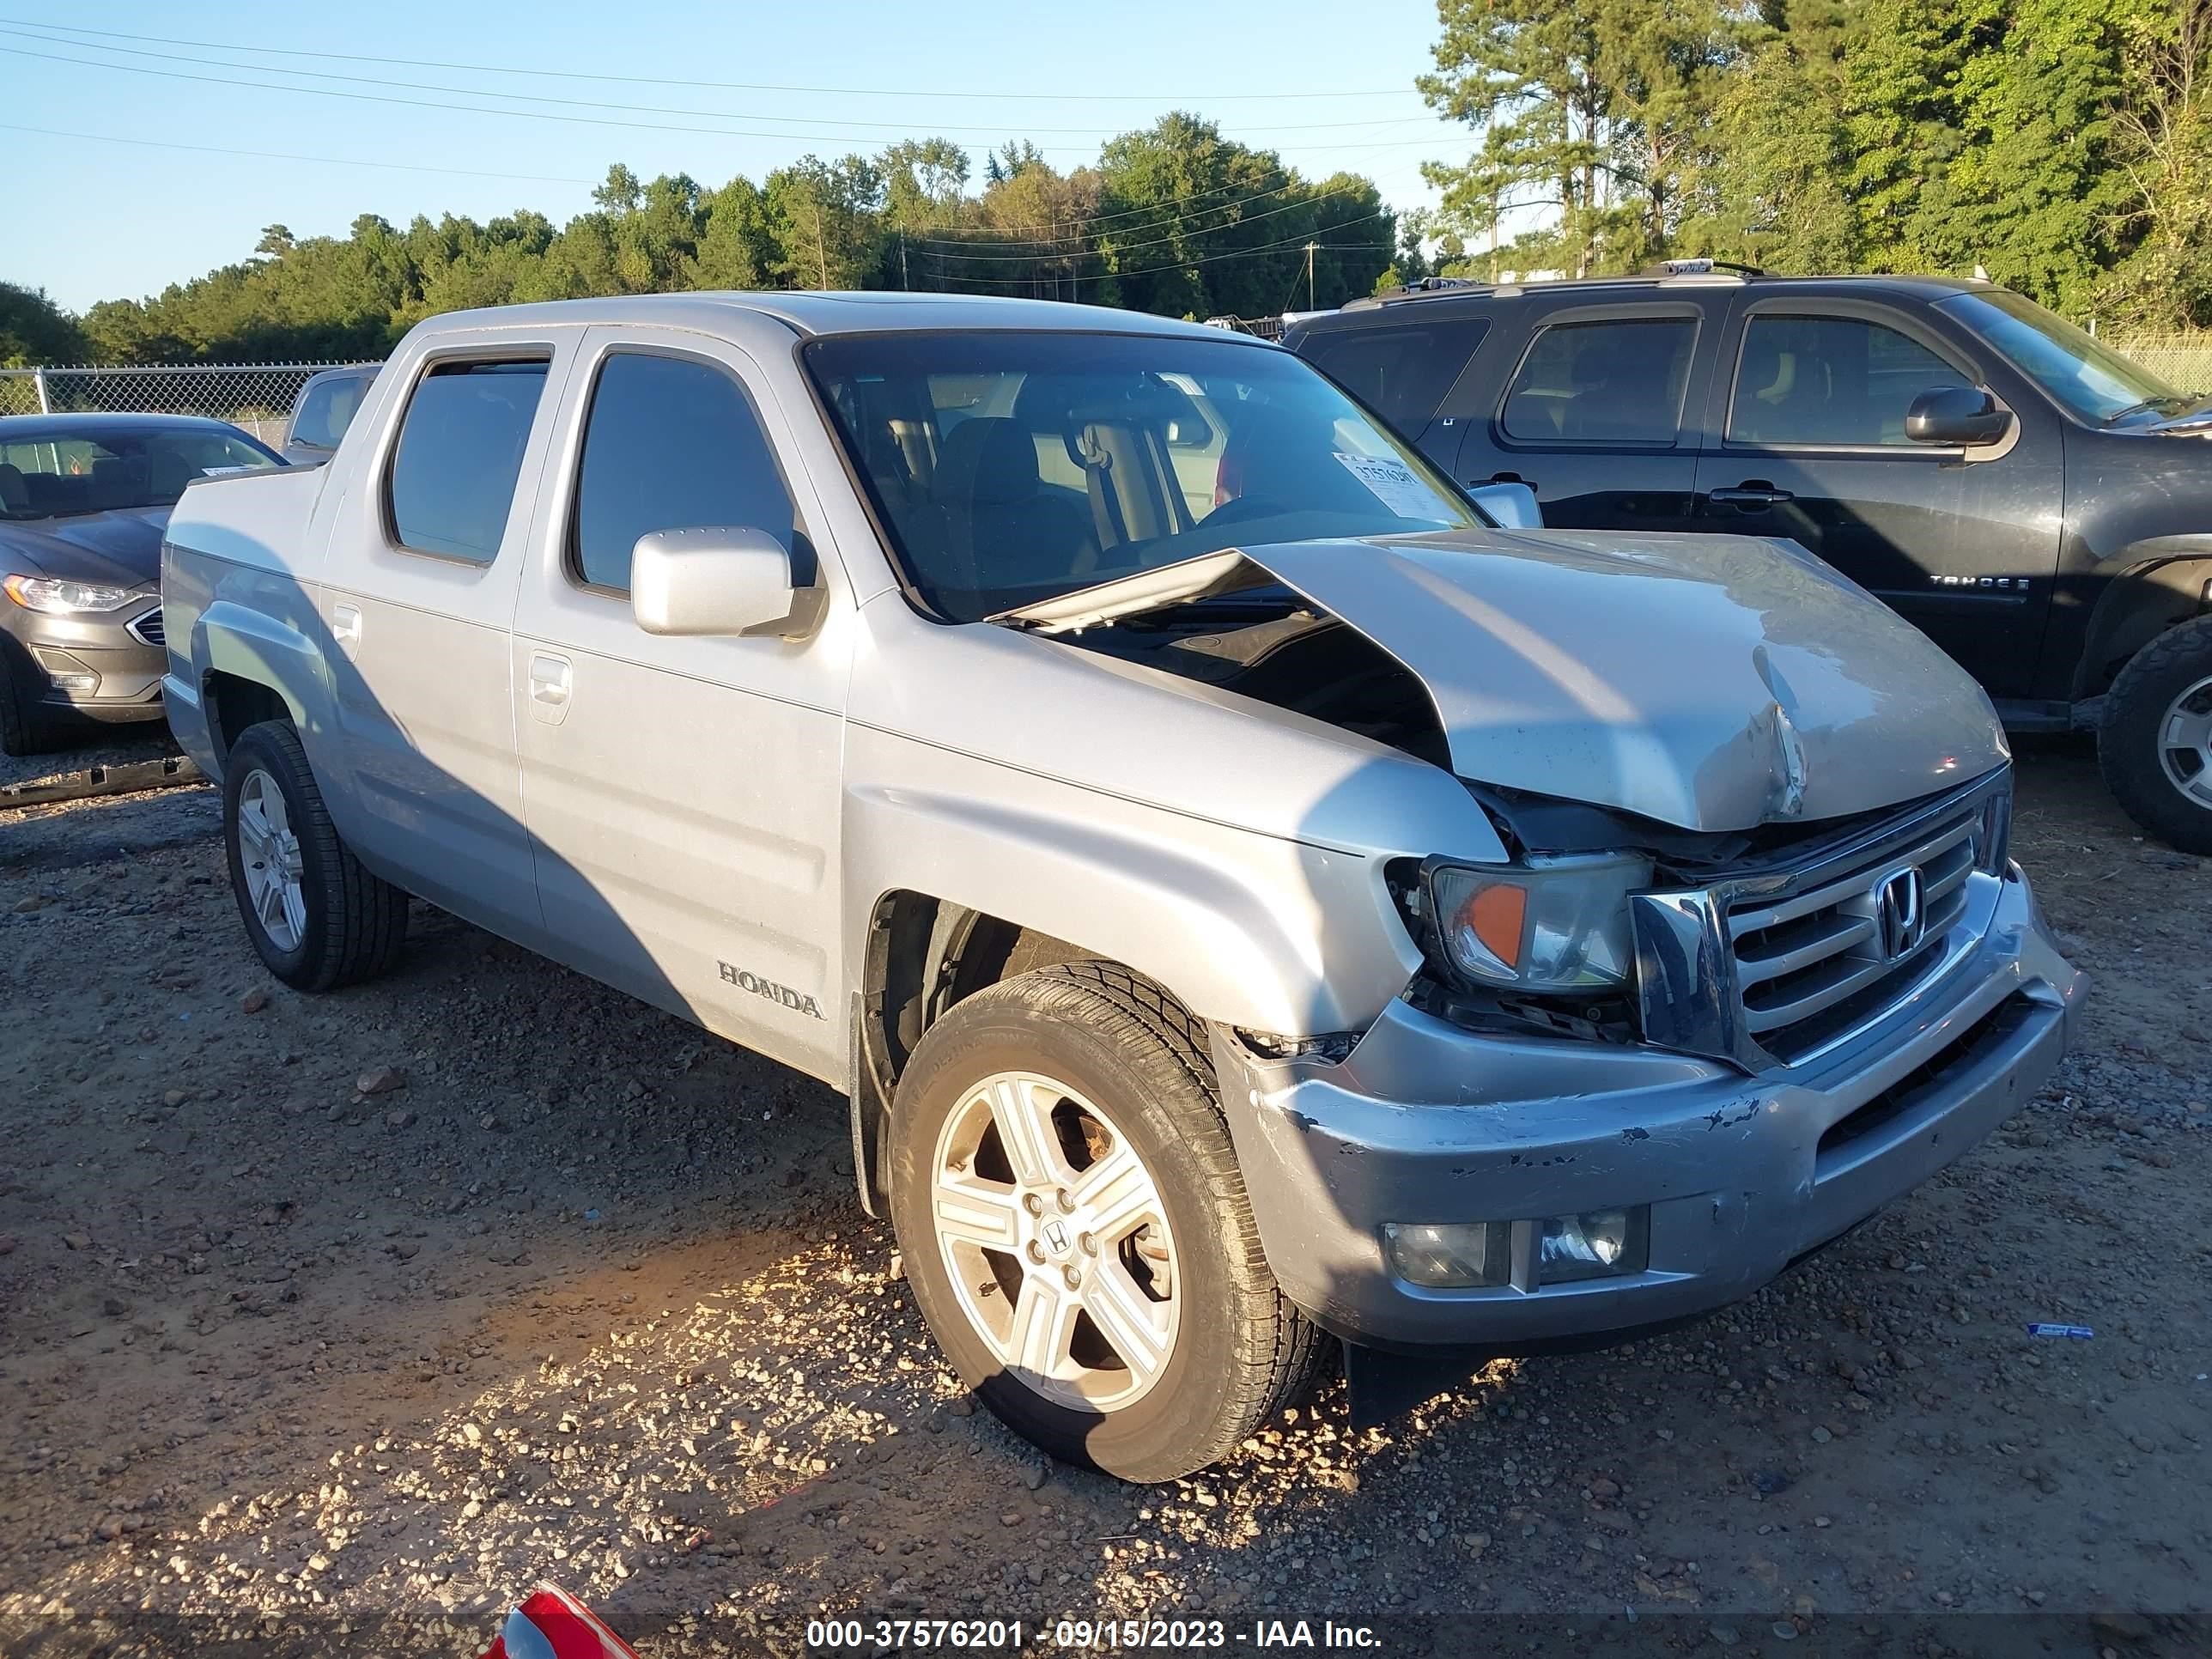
2073,549,2212,697
842,728,1428,1039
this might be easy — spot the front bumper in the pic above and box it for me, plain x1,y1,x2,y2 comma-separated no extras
1,594,167,718
1210,864,2081,1349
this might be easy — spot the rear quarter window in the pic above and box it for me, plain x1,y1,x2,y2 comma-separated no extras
1294,317,1490,436
386,359,550,563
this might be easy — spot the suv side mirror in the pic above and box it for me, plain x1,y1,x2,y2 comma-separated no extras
1468,480,1543,530
629,526,826,640
1906,386,2013,447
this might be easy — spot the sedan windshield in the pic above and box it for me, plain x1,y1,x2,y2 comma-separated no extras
804,330,1484,622
1936,289,2189,423
0,425,279,520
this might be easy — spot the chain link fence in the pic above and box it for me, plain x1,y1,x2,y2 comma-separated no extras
0,363,380,445
2100,334,2212,395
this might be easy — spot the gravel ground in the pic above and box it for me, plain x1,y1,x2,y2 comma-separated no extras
1,742,2207,1657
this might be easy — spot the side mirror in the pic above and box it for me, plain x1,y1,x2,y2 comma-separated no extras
629,526,825,640
1905,385,2013,447
1467,480,1543,530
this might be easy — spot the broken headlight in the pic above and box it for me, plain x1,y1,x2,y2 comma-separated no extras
1410,853,1650,993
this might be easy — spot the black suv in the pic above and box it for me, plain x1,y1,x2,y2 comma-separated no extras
1285,269,2212,852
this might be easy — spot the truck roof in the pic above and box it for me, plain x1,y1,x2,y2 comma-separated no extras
401,290,1255,344
1320,270,1995,322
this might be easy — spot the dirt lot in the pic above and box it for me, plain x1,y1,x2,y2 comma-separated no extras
2,738,2208,1657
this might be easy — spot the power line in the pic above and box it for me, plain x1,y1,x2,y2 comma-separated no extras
914,202,1389,264
0,27,1432,140
0,120,598,185
0,44,1087,155
0,17,1425,103
927,230,1395,289
7,43,1451,165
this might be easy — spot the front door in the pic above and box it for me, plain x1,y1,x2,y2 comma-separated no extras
510,326,852,1083
318,343,573,942
1692,301,2062,697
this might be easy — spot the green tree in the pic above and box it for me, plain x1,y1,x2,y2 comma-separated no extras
763,155,885,289
0,282,88,366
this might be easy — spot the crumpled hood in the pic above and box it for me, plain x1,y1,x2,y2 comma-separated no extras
1237,526,2008,833
0,506,167,587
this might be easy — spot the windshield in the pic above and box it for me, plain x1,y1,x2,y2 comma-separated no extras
1936,289,2188,423
0,425,279,520
803,330,1484,622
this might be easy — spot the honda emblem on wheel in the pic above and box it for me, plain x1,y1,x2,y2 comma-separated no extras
1875,865,1927,961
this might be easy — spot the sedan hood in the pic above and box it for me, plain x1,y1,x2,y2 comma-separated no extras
1245,527,2007,831
0,506,168,587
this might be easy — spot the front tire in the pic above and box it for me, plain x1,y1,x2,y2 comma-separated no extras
222,720,409,990
2100,616,2212,855
0,651,58,759
887,962,1326,1482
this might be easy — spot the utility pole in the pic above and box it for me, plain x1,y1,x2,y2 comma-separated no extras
900,233,910,291
811,201,829,289
1304,240,1318,310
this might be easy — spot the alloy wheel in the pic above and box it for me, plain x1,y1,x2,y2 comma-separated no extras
927,1070,1181,1411
236,768,308,951
2157,673,2212,811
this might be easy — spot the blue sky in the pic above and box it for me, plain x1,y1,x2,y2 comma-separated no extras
2,2,1461,313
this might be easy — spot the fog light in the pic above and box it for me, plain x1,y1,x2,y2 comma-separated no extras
1382,1220,1510,1289
1538,1208,1649,1283
31,647,99,693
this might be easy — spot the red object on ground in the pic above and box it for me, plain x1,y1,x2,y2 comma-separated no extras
478,1584,641,1659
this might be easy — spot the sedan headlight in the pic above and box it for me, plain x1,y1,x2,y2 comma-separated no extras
1419,852,1650,992
3,574,142,615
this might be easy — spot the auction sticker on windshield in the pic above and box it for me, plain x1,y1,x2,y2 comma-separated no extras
1333,452,1455,521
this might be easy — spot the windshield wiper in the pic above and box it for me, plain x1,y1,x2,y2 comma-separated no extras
2105,395,2191,423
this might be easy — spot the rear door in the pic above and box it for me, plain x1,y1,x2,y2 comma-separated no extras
509,325,853,1081
317,337,574,945
1691,297,2061,696
1452,300,1713,534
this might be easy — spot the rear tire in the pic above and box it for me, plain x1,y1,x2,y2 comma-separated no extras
2099,616,2212,855
888,962,1327,1482
222,720,409,990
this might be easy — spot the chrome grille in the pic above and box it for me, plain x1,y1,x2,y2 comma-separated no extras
1631,770,2008,1073
1726,808,1978,1062
126,606,165,647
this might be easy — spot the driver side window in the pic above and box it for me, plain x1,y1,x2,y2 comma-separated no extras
1730,315,1973,447
569,351,796,594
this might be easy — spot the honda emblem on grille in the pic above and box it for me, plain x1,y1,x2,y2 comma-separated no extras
1874,866,1927,961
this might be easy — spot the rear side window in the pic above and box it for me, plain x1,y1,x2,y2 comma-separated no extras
1730,314,1973,447
1500,318,1695,444
1295,317,1490,435
291,372,371,451
387,360,548,562
570,352,796,593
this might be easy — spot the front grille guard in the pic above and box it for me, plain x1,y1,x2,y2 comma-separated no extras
1631,768,2013,1076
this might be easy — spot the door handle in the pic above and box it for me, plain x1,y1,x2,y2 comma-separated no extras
1709,483,1794,508
330,603,362,658
527,653,573,723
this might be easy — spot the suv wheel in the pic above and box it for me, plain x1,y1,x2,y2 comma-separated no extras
2100,615,2212,855
0,651,57,758
222,720,410,989
887,963,1327,1482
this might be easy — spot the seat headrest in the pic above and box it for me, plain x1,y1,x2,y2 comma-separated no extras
935,417,1041,507
0,463,26,512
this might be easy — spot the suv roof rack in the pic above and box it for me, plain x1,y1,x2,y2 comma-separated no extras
1638,258,1765,278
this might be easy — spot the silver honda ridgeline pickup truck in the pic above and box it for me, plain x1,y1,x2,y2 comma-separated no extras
162,294,2082,1481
